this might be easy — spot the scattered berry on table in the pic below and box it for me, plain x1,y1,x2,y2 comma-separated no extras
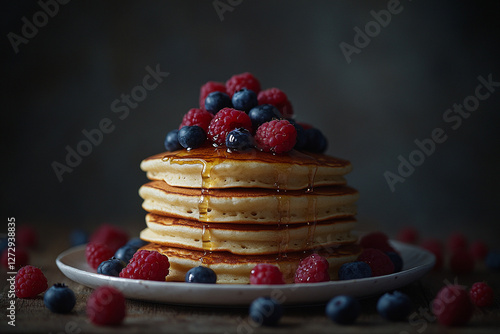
449,249,475,275
178,125,206,150
199,81,227,110
248,104,282,130
2,247,29,270
294,253,330,283
359,232,396,253
97,257,126,277
257,87,293,118
447,232,467,253
207,108,253,146
226,128,254,152
119,250,170,281
325,295,361,325
338,261,372,280
179,108,214,132
226,72,261,97
204,91,233,115
357,248,395,277
250,264,285,285
396,226,418,244
126,237,148,249
255,119,297,154
469,240,489,260
469,282,494,307
15,265,48,298
86,242,114,270
385,252,404,272
485,250,500,271
164,129,182,152
432,285,473,326
377,291,413,321
232,88,258,112
89,224,128,253
70,229,88,247
17,225,38,248
420,238,443,270
44,283,76,314
249,297,283,326
303,128,328,153
185,266,217,283
87,286,126,326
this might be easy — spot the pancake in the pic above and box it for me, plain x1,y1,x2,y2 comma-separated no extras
140,145,352,190
139,181,358,223
141,243,362,284
141,214,357,255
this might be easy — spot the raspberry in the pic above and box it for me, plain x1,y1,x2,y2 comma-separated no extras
15,265,48,298
17,225,38,248
199,81,227,110
357,248,395,277
255,119,297,154
294,253,330,283
179,108,213,132
447,232,467,253
396,226,418,244
119,250,170,281
432,285,473,326
469,240,489,260
449,249,475,274
420,238,443,270
359,232,396,253
207,108,252,146
1,247,29,270
86,242,114,270
257,88,293,118
87,286,126,326
90,224,128,253
226,72,261,97
469,282,494,307
250,264,285,285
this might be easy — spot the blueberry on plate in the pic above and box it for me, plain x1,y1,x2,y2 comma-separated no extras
326,295,361,325
97,257,126,277
288,119,307,150
178,125,206,150
126,237,148,249
304,128,328,153
377,291,413,321
249,297,283,326
164,129,182,151
385,252,403,272
205,91,232,114
248,104,281,130
338,261,372,280
185,266,217,283
44,283,76,314
114,245,138,264
226,128,254,152
232,88,258,112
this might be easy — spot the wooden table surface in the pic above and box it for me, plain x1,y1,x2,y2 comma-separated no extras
1,224,499,334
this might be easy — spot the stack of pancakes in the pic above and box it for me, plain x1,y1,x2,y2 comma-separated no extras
138,145,361,283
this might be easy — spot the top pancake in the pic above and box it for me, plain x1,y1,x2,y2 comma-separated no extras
141,145,352,190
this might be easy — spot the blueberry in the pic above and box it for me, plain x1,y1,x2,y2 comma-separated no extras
126,237,148,249
248,104,281,130
44,283,76,314
97,257,126,277
249,297,283,326
178,126,206,150
486,250,500,271
304,128,328,153
185,266,217,283
164,129,182,151
205,91,232,114
385,252,403,272
325,295,361,325
226,128,254,152
114,245,138,264
69,229,88,247
0,237,8,254
338,261,372,280
288,119,307,150
232,88,258,112
377,291,413,321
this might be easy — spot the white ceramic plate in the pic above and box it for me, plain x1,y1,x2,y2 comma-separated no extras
56,241,434,306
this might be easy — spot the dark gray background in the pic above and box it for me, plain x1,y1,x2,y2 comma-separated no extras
4,1,500,241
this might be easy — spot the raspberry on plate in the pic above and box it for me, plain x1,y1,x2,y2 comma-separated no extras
86,242,114,270
89,224,129,253
44,283,76,314
179,108,213,132
226,72,261,97
359,231,397,253
199,81,227,110
357,248,395,277
119,250,170,281
469,282,494,307
250,264,285,285
255,119,297,154
257,88,293,118
15,265,48,298
432,285,473,326
87,286,126,326
294,253,330,283
207,108,252,146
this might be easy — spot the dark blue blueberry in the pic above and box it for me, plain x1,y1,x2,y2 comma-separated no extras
232,88,258,112
338,261,372,280
325,295,361,325
248,104,281,130
178,126,206,150
226,128,255,152
304,128,328,153
164,129,182,151
43,283,76,314
287,119,307,150
126,237,148,249
385,252,403,272
205,91,232,114
486,250,500,271
249,297,283,326
0,237,8,254
97,257,126,277
377,291,413,321
69,229,88,247
114,245,138,264
185,266,217,283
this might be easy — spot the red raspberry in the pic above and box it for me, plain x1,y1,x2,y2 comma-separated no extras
294,253,330,283
199,81,227,110
469,282,494,307
449,249,475,274
225,72,261,97
250,264,285,285
90,224,128,253
87,286,126,326
179,108,213,132
396,226,418,244
420,238,443,270
207,108,252,146
357,248,395,277
359,232,396,253
119,250,170,281
1,247,29,270
469,240,489,260
432,285,473,326
15,265,48,298
86,242,114,270
255,119,297,154
447,232,467,253
257,88,294,118
17,225,38,248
